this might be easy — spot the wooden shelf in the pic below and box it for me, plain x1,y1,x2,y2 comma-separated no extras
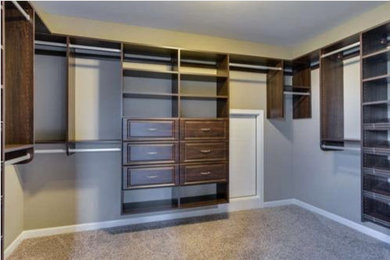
5,144,34,153
122,199,178,214
123,92,178,99
180,94,228,99
180,195,228,209
180,72,228,81
362,74,390,83
123,68,178,79
362,100,390,106
362,47,390,60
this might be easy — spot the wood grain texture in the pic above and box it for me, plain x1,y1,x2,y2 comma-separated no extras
267,61,284,119
123,119,178,141
180,119,228,140
180,163,228,185
4,6,34,147
123,142,178,165
292,62,311,119
180,141,228,163
123,164,179,189
320,54,344,142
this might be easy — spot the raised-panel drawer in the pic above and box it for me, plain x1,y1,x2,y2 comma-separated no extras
123,165,179,189
180,119,228,140
180,142,228,163
123,142,178,165
123,119,178,141
180,163,228,185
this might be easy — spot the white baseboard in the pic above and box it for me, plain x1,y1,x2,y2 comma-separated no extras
4,232,23,259
6,197,390,258
4,195,262,258
263,199,295,208
293,199,390,244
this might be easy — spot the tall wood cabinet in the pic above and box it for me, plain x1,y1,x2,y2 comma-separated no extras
361,21,390,228
121,46,229,213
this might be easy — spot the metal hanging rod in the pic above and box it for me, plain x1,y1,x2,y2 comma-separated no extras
181,59,216,66
11,1,31,22
34,41,121,54
321,42,360,59
284,91,310,96
229,63,282,71
34,148,121,154
321,145,361,151
35,40,67,48
69,44,121,53
5,153,31,166
124,54,172,62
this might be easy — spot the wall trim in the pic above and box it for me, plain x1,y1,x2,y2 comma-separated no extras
263,199,295,208
4,232,23,259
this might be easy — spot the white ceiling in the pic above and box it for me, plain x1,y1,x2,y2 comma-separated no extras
33,1,384,46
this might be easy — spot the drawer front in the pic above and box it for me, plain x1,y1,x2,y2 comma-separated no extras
123,143,178,165
180,142,228,162
181,163,228,185
180,119,228,140
123,165,179,189
123,119,178,141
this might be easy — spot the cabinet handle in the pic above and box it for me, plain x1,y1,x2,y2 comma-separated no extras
200,128,211,132
147,175,158,179
200,171,211,175
200,149,211,153
147,152,157,155
148,128,157,131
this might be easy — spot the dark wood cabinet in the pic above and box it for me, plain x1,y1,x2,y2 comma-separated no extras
180,163,228,185
180,142,228,163
123,165,179,189
123,142,178,165
123,119,178,141
120,46,230,214
180,119,228,140
361,21,390,229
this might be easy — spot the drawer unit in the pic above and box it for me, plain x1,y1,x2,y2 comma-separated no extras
123,165,179,189
180,163,228,185
123,142,178,165
363,174,390,197
180,119,228,140
123,119,178,141
180,142,228,163
363,193,390,228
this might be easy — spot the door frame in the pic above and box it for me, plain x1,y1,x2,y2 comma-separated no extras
229,109,264,209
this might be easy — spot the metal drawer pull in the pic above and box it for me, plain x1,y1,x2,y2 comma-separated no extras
147,152,158,155
147,175,158,179
148,128,157,131
200,128,211,132
200,149,211,153
200,171,211,175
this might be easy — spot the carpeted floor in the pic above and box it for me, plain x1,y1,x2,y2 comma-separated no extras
8,205,390,260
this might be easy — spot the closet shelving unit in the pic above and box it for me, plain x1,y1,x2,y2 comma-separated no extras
120,46,229,214
3,1,34,163
228,54,284,119
284,51,318,119
320,34,361,150
361,21,390,228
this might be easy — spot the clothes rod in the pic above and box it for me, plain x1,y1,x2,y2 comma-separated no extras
229,63,282,71
69,44,121,53
284,91,310,96
321,42,360,59
35,40,67,48
35,148,121,154
69,148,121,153
5,153,31,166
181,59,216,66
321,145,361,151
11,1,31,22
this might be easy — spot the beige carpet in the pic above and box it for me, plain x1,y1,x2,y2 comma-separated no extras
8,205,390,260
